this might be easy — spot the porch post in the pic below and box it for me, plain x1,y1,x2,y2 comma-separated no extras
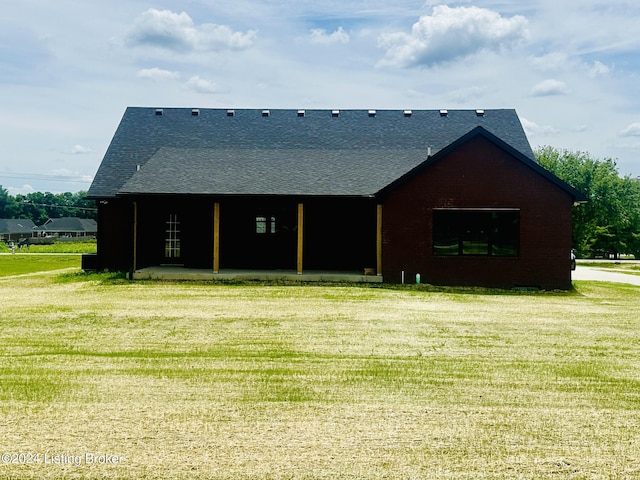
297,203,304,274
376,204,383,276
213,202,220,273
133,201,138,271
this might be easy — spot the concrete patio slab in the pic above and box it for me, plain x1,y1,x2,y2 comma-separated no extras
132,266,383,283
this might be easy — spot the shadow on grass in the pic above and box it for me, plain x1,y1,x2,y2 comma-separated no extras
56,270,129,284
54,269,582,297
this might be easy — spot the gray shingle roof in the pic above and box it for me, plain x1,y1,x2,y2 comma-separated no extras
36,217,97,233
0,219,36,235
88,108,535,198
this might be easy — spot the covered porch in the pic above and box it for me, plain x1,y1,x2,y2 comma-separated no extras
131,196,384,276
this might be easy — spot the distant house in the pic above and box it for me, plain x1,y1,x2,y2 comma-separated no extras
87,107,586,289
36,217,97,238
0,218,36,242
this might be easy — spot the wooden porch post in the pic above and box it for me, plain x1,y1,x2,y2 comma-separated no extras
213,202,220,273
133,201,138,272
376,204,383,276
297,203,304,274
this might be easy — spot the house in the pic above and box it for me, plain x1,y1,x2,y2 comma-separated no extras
86,107,586,289
35,217,97,238
0,218,36,242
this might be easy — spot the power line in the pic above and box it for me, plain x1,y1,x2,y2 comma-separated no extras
0,171,93,183
22,202,97,212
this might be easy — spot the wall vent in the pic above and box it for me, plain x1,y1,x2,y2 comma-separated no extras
297,109,305,117
227,109,235,117
331,109,340,117
262,110,270,117
155,109,163,116
476,109,485,116
191,109,200,116
439,109,448,116
368,109,377,117
403,110,412,117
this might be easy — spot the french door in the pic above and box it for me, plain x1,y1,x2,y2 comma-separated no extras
164,213,181,263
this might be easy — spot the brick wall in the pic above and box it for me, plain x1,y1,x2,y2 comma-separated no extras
382,135,574,289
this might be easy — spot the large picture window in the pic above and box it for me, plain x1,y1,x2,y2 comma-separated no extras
433,209,519,257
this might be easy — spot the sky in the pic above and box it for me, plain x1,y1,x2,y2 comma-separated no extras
1,0,640,195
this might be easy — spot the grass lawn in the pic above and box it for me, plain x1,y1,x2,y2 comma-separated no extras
578,261,640,276
0,259,639,479
0,254,81,277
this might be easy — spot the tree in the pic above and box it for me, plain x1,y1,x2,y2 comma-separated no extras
3,189,97,225
536,146,640,259
0,185,20,218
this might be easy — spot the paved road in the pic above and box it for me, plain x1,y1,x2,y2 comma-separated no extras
572,266,640,286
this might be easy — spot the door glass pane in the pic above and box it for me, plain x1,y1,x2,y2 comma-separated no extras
165,213,181,258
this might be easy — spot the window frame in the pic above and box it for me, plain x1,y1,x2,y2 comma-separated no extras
432,208,520,257
164,213,181,259
255,215,277,235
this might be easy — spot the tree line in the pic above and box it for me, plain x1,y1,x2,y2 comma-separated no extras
0,188,97,226
536,147,640,259
2,147,640,258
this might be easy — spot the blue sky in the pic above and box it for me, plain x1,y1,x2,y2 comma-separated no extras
1,0,640,194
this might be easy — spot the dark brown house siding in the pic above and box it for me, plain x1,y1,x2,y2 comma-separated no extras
95,200,133,271
381,135,574,289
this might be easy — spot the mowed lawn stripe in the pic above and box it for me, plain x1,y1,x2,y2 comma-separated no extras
0,262,639,478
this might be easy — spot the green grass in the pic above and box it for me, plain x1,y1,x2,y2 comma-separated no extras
579,261,640,276
0,254,81,276
1,239,95,256
0,261,639,479
11,239,96,254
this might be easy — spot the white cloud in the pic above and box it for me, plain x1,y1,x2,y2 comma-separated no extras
71,145,92,154
531,79,569,96
530,52,570,72
589,60,611,77
619,123,640,137
446,86,487,104
52,169,94,183
310,27,350,45
126,8,256,53
137,67,180,81
186,75,220,94
7,184,35,196
521,118,558,136
378,5,529,68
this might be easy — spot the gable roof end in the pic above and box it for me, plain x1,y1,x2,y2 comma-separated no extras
376,126,588,203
